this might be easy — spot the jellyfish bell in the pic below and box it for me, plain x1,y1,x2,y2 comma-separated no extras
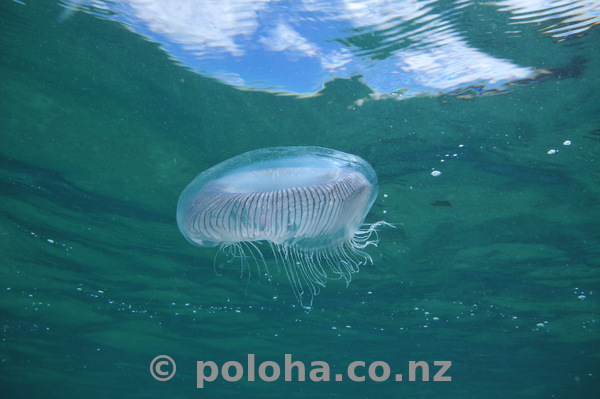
177,146,388,307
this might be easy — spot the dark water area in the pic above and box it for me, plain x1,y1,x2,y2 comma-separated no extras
1,1,599,398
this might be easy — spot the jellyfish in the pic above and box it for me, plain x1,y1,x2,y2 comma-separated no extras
176,146,387,307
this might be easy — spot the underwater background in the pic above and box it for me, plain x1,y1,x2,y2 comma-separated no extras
1,0,599,398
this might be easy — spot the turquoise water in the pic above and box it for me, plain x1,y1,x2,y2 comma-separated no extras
1,1,599,398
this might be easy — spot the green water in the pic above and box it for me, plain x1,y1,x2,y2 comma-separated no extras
1,1,599,398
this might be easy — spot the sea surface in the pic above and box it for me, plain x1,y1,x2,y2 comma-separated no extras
1,1,599,398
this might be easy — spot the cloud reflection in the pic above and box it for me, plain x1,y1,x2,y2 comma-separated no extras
60,0,599,99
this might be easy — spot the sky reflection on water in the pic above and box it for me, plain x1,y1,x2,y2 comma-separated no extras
60,0,600,98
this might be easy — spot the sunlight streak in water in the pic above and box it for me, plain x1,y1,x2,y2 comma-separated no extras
59,0,599,98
